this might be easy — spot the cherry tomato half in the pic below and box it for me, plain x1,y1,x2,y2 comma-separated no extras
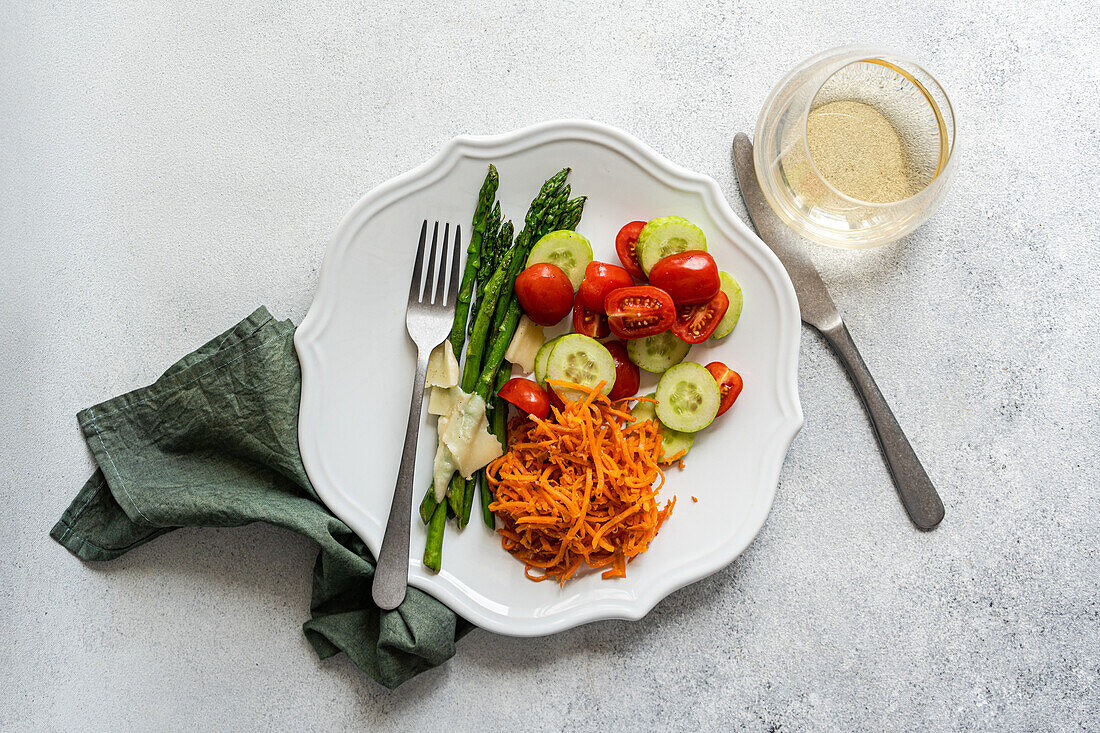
704,362,743,416
604,341,640,401
648,251,720,305
497,378,550,420
605,285,676,339
514,263,574,326
614,221,648,280
572,291,610,338
578,261,634,313
671,290,729,344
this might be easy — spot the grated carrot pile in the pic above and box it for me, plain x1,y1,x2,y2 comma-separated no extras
486,379,675,584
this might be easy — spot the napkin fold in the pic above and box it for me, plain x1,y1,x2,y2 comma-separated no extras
50,306,471,689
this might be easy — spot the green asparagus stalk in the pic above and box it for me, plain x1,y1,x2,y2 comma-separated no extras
447,476,466,519
468,206,502,342
448,165,498,358
479,369,511,527
461,247,517,392
493,220,514,275
462,369,510,528
422,500,446,572
476,205,502,293
490,370,510,444
514,169,570,253
419,485,437,525
555,196,587,231
481,204,502,279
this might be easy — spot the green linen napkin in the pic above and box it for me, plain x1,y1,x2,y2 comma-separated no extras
50,306,472,689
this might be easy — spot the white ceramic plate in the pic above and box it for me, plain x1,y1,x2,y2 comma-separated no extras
295,120,802,636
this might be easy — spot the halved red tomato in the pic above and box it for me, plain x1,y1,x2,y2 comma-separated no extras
497,378,550,420
605,285,675,339
614,221,648,280
604,341,640,401
648,251,720,305
670,290,729,344
572,292,610,338
704,362,743,416
578,261,634,313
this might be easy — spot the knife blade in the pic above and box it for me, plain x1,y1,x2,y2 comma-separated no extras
732,133,945,531
732,134,841,332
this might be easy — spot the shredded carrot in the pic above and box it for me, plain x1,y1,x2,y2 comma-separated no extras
487,379,675,585
691,496,698,503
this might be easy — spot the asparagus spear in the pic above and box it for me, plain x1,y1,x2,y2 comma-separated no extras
461,247,518,392
419,485,437,525
478,369,510,528
448,165,498,358
493,220,514,275
556,196,587,231
462,368,510,528
422,501,446,571
468,206,502,342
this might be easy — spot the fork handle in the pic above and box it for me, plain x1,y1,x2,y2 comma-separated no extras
819,321,945,531
372,348,430,610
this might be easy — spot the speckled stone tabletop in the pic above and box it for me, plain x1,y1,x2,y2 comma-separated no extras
2,1,1098,730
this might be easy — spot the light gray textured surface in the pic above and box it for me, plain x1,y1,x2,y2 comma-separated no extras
2,1,1098,730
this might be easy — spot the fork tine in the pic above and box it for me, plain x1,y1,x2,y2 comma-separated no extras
434,223,450,305
408,220,428,303
447,225,462,307
422,222,440,303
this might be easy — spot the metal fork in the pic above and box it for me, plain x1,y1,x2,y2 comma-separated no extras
372,220,461,611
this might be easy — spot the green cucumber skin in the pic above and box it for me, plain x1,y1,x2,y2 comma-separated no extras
534,335,563,386
658,424,694,462
526,230,594,289
636,216,708,275
630,393,693,461
626,332,691,374
547,334,616,399
629,394,657,423
654,362,720,433
710,271,743,340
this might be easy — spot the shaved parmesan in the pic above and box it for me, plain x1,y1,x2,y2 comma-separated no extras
504,316,544,374
426,340,460,388
432,440,456,503
440,392,503,478
428,386,466,416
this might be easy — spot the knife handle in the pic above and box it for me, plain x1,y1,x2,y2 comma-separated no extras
819,322,945,530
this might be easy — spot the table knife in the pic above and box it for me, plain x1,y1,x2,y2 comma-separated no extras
732,133,944,530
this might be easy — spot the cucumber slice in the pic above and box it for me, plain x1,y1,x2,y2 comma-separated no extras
636,216,707,274
534,336,563,386
658,426,694,463
546,334,616,401
654,362,720,432
526,230,594,290
630,393,657,422
627,332,691,374
710,271,743,340
630,393,693,462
